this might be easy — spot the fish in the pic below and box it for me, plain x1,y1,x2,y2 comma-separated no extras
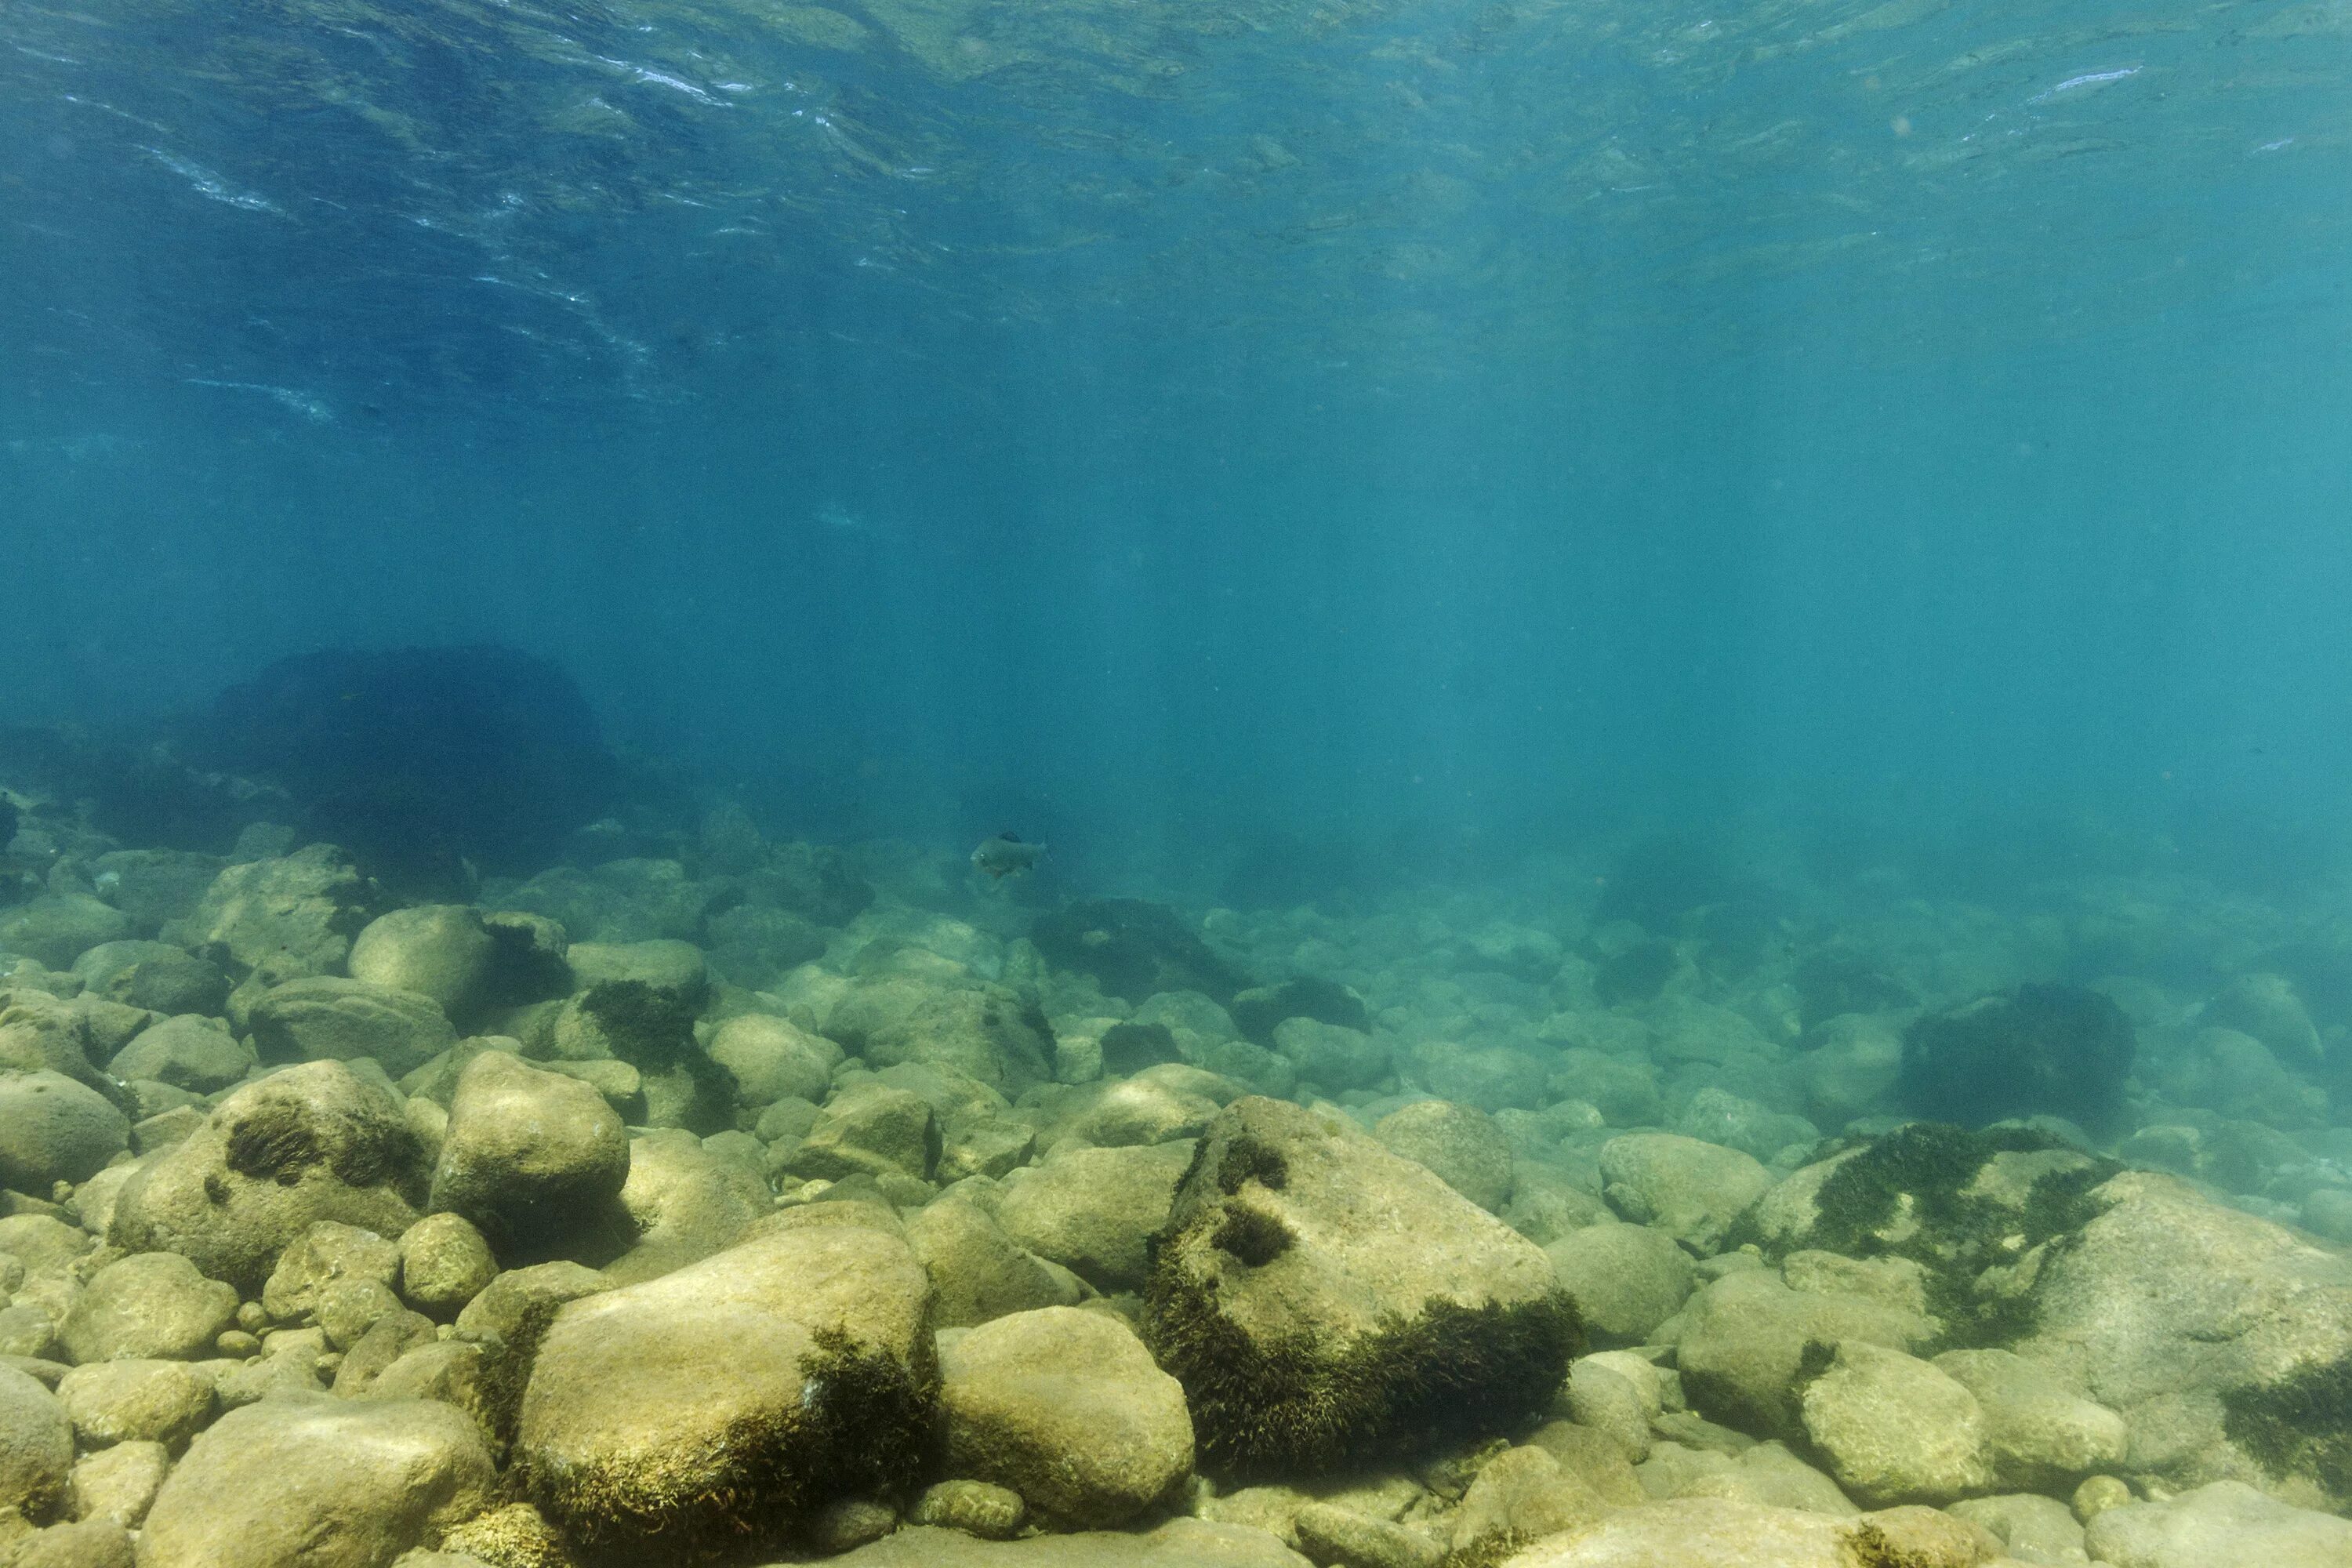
971,832,1045,880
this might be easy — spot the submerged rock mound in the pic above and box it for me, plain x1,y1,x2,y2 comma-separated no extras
1145,1096,1580,1476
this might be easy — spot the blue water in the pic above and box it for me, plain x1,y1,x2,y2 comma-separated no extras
6,0,2352,892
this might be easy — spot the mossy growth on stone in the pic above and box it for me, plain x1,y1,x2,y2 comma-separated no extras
2221,1353,2352,1504
534,1324,939,1566
1213,1132,1289,1196
222,1091,423,1193
579,979,699,1069
1145,1244,1583,1477
1759,1120,2122,1348
1444,1528,1533,1568
1210,1204,1295,1267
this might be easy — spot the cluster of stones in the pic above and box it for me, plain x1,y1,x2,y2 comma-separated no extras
0,821,2347,1568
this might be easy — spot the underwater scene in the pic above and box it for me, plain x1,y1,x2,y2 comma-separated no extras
6,0,2352,1563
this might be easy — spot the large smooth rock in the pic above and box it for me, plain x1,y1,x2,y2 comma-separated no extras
247,977,456,1078
514,1220,936,1559
108,1061,427,1294
1798,1341,1992,1505
2023,1170,2352,1504
69,942,228,1017
1596,1133,1770,1254
1145,1097,1580,1474
138,1396,496,1568
2084,1479,2352,1567
1666,1267,1936,1442
940,1306,1193,1526
347,907,499,1019
0,895,132,971
826,977,1054,1094
165,847,379,985
0,1363,73,1519
995,1142,1196,1292
1931,1348,2126,1491
1544,1221,1696,1348
57,1252,237,1363
789,1082,940,1184
829,1519,1310,1567
105,1014,252,1093
1372,1099,1515,1213
55,1359,214,1449
705,1012,840,1106
426,1051,627,1258
1496,1497,1983,1568
0,1071,129,1192
905,1189,1082,1330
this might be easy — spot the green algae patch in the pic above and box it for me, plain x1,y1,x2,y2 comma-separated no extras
1754,1121,2122,1349
2221,1353,2352,1504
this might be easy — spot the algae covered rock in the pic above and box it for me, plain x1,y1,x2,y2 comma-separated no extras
1666,1267,1937,1443
139,1393,496,1568
938,1305,1193,1527
108,1060,427,1294
1031,898,1249,1006
515,1220,937,1558
1145,1096,1580,1475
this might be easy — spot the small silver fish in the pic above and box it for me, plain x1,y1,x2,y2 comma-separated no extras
971,832,1045,880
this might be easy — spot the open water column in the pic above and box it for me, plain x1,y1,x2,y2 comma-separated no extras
4,0,2352,1563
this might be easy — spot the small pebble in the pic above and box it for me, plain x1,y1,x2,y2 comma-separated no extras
2073,1473,2133,1523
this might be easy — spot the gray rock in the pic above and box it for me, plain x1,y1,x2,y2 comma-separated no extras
1633,1439,1857,1515
260,1220,402,1323
346,907,499,1022
248,977,457,1078
1948,1492,2088,1566
1271,1016,1389,1091
789,1082,941,1183
1371,1099,1514,1212
826,977,1054,1095
1147,1097,1577,1473
1668,1268,1936,1442
427,1051,627,1258
1545,1221,1696,1347
910,1479,1028,1540
705,1012,840,1105
58,1253,237,1363
107,1061,428,1294
54,1359,214,1449
68,943,227,1017
2084,1479,2352,1567
165,847,379,985
1798,1340,1991,1506
0,1363,72,1519
823,1519,1312,1566
993,1141,1195,1292
0,1071,129,1192
1412,1044,1551,1114
7,1519,136,1568
905,1189,1082,1329
1451,1445,1607,1552
1598,1133,1770,1254
514,1223,935,1559
2023,1170,2352,1503
1931,1348,2126,1491
940,1306,1192,1527
396,1213,497,1319
139,1395,497,1568
1291,1502,1444,1568
598,1127,768,1284
86,851,224,940
0,896,133,972
105,1014,252,1093
2201,973,2323,1066
66,1438,167,1526
1670,1087,1818,1165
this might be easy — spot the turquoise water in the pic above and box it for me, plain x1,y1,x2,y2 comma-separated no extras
6,0,2352,880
